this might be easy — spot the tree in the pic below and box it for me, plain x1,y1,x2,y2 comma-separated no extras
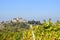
48,18,53,26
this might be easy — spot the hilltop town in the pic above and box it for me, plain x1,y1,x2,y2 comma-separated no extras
0,17,42,29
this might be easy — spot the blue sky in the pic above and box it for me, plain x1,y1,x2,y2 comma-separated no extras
0,0,60,22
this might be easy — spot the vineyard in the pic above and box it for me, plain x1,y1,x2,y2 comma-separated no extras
0,19,60,40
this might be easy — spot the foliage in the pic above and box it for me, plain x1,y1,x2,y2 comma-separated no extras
0,19,60,40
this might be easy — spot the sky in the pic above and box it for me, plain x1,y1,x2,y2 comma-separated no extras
0,0,60,22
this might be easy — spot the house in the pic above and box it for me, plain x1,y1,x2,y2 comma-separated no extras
12,17,28,23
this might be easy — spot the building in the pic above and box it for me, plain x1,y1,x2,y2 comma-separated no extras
12,17,28,23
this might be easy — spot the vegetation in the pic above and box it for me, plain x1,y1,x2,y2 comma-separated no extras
0,19,60,40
